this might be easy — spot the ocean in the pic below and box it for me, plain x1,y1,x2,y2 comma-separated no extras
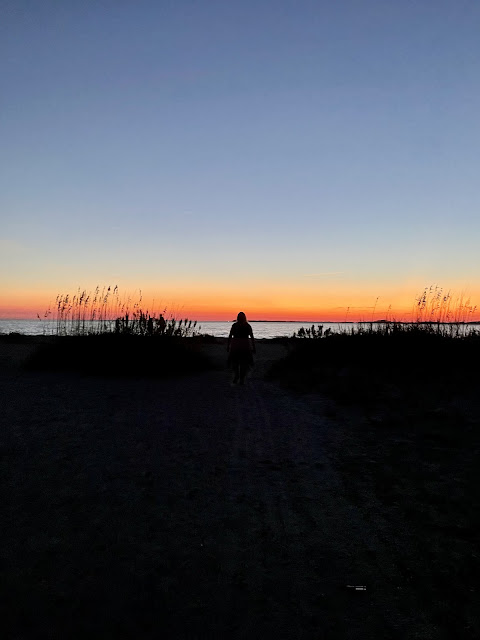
1,319,479,339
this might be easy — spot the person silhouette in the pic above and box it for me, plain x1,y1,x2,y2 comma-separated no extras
227,312,256,385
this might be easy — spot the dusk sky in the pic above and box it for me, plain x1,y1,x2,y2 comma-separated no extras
2,0,479,320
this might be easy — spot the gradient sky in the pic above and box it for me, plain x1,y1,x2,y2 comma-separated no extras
2,0,479,320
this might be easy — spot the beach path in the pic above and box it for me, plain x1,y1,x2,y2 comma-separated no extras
0,341,434,639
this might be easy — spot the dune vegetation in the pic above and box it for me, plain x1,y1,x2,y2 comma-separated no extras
270,285,479,395
25,286,212,377
41,286,201,338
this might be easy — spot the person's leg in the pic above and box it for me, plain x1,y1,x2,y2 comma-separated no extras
233,362,239,383
239,362,247,385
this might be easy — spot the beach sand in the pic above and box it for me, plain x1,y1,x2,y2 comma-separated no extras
0,337,476,638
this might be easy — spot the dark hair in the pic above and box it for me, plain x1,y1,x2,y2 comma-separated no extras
237,311,247,323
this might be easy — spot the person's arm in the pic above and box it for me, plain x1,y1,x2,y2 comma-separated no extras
227,325,233,351
249,325,256,353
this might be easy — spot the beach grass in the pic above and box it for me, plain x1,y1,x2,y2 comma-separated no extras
23,286,213,377
42,286,202,338
270,321,480,396
275,285,479,398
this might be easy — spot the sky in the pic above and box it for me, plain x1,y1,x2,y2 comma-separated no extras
1,0,479,321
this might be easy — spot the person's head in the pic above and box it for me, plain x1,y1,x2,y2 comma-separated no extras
237,311,247,324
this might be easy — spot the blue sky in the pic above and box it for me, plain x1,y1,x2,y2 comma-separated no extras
2,0,479,319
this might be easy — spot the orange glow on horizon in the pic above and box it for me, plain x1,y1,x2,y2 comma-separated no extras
2,302,479,323
1,282,479,323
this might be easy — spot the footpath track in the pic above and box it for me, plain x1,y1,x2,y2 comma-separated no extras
0,343,440,639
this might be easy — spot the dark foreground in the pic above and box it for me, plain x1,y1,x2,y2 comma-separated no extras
0,338,478,639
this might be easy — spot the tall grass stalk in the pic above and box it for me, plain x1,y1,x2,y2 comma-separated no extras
293,286,479,340
412,285,477,324
42,286,201,338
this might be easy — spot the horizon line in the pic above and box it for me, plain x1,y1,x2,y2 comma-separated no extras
2,317,480,325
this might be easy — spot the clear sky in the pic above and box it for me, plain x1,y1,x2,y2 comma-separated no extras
2,0,479,321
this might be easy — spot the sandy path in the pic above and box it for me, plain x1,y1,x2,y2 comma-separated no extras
1,343,437,639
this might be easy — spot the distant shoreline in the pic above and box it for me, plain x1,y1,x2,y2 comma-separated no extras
240,320,480,324
2,318,480,325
